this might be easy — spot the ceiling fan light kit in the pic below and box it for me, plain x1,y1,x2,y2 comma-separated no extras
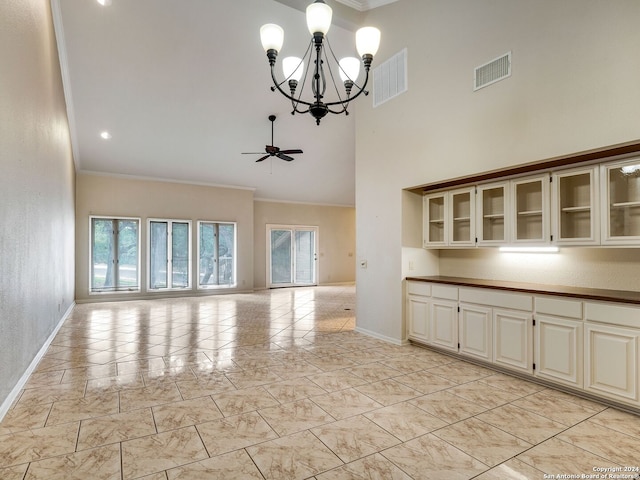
260,0,381,125
242,115,303,163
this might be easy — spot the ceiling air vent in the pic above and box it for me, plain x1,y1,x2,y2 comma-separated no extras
474,51,511,91
373,48,408,107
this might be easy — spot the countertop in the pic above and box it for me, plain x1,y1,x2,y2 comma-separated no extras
405,275,640,305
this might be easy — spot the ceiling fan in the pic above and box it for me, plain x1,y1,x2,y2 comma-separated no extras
242,115,303,162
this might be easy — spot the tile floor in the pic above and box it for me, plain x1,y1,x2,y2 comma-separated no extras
1,285,640,480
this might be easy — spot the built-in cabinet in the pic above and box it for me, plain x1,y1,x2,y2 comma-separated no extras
423,157,640,248
406,278,640,409
601,158,640,244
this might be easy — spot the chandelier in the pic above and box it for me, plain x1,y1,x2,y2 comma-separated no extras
260,0,381,125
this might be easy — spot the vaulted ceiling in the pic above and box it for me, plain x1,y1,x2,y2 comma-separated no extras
52,0,397,205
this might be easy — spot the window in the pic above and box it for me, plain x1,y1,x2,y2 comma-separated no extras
90,217,140,293
148,219,191,290
198,221,236,288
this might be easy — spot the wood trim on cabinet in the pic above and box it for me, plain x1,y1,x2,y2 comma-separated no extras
406,139,640,194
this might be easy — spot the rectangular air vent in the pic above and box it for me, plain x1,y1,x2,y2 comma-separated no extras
474,51,511,91
373,48,408,107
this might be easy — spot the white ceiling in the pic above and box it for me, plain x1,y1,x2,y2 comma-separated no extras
52,0,393,206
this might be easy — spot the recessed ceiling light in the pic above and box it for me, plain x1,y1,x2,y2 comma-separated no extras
100,131,112,140
97,0,112,6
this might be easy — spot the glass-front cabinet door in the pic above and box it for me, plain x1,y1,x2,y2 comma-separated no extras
476,182,509,245
601,158,640,244
552,167,599,245
511,174,550,244
448,187,475,246
423,192,448,247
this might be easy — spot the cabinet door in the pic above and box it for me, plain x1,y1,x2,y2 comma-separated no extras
584,322,639,404
407,295,430,342
535,314,583,388
423,193,448,247
476,182,509,245
601,159,640,245
448,187,476,246
552,167,599,245
459,304,492,361
430,299,458,352
493,308,533,374
511,174,550,244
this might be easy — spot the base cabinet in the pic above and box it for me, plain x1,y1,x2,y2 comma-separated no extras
584,322,639,403
459,303,492,361
534,314,583,388
405,280,640,409
493,308,533,374
430,300,458,352
407,295,430,343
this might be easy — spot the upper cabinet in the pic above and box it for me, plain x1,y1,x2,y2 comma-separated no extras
423,192,448,247
601,158,640,245
477,182,509,246
449,187,476,246
422,156,640,249
511,174,550,244
552,166,600,245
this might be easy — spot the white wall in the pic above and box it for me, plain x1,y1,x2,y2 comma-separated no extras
355,0,640,342
0,0,75,407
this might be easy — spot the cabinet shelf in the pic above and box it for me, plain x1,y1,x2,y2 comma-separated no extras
561,206,591,213
453,217,471,222
483,213,504,219
517,210,542,217
429,219,445,224
612,201,640,208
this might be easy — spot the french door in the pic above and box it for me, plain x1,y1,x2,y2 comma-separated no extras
267,225,318,288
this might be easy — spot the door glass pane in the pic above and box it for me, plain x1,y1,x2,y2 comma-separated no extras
150,221,168,289
271,230,292,285
218,223,235,285
295,230,315,284
92,219,115,291
117,220,138,290
172,222,189,288
608,164,640,238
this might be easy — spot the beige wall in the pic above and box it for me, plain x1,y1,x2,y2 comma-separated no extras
0,0,75,408
355,0,640,343
253,200,356,289
76,175,356,300
75,173,255,302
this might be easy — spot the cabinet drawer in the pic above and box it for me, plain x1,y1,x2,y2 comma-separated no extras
535,296,582,319
460,287,531,311
585,302,640,328
432,284,458,300
407,281,431,296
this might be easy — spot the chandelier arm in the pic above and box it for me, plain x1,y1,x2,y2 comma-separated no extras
269,64,315,108
324,68,370,107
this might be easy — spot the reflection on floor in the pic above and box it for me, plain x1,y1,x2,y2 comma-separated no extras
1,285,639,479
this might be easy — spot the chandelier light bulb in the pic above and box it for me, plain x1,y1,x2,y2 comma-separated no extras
283,57,304,82
260,24,284,53
338,57,360,83
356,26,381,57
306,0,332,35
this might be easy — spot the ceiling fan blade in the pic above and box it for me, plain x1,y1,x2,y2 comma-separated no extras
279,149,303,155
255,155,270,163
242,152,265,155
276,153,295,162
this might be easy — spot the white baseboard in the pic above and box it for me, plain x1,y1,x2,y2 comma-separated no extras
354,326,406,346
0,302,75,422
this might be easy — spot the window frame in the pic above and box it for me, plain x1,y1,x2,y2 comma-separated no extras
196,220,237,290
89,215,141,295
146,218,192,292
